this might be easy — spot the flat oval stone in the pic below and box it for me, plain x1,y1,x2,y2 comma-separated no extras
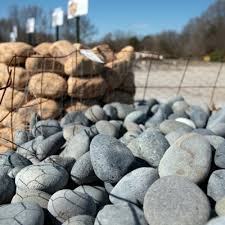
215,141,225,168
95,120,118,137
15,164,69,194
60,111,89,127
175,117,196,128
110,167,158,205
48,189,96,223
62,215,95,225
90,134,134,183
160,120,193,134
216,197,225,216
143,176,210,225
0,202,44,225
124,111,146,124
85,105,107,123
159,133,212,183
95,204,148,225
206,217,225,225
207,169,225,201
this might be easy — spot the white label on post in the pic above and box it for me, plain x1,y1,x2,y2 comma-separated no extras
26,18,35,34
13,25,18,38
80,49,104,63
68,0,89,19
52,8,64,27
10,32,16,42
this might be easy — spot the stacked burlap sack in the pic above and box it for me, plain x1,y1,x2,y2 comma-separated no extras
0,40,135,150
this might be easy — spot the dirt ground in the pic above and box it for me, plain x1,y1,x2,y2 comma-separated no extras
133,59,225,108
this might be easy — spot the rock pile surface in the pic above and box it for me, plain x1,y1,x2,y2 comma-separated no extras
0,96,225,224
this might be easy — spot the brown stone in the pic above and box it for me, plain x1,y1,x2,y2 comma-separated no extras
116,45,135,61
26,55,64,75
0,127,15,149
29,72,67,99
118,72,136,94
18,98,60,121
0,64,30,90
0,145,10,153
67,76,107,99
92,44,115,63
0,42,34,65
0,87,27,111
34,42,52,56
64,52,103,76
103,90,134,104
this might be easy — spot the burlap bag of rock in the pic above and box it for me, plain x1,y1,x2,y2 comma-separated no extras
103,90,134,104
34,42,52,56
118,72,135,94
64,53,103,76
0,106,10,128
92,44,115,63
18,98,60,122
116,45,135,61
0,127,15,149
49,40,75,64
0,145,10,153
0,88,28,111
103,59,131,90
73,43,86,50
29,72,67,99
0,64,30,90
26,55,64,75
65,99,99,113
0,42,34,65
67,76,107,99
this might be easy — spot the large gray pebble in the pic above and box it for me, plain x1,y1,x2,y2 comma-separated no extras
167,95,184,106
124,110,146,124
60,131,90,160
60,111,89,127
71,152,98,185
0,150,31,173
75,185,109,208
165,127,190,145
160,119,193,134
172,100,189,114
120,131,140,145
110,103,134,120
62,215,95,225
215,141,225,168
186,105,209,128
128,131,169,167
11,188,51,209
36,132,65,161
103,104,117,120
14,130,33,146
95,120,118,137
95,204,148,225
205,135,225,151
159,133,212,183
85,105,107,123
209,123,225,137
207,170,225,201
206,217,225,225
90,134,134,183
32,119,62,137
0,202,44,225
110,167,158,205
0,171,15,204
15,164,69,194
143,176,210,225
145,108,165,124
48,189,96,223
207,108,225,129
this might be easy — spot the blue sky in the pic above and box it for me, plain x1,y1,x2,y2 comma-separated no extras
0,0,215,39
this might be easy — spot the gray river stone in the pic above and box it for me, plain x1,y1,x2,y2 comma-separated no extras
159,133,212,183
110,167,158,205
0,202,44,225
205,135,225,151
11,188,51,209
90,134,134,183
14,130,33,146
75,185,109,208
124,111,146,124
110,103,134,120
60,111,89,127
85,105,107,123
0,171,15,204
62,215,95,225
71,152,98,185
207,108,225,129
172,100,189,114
15,163,69,194
127,130,169,167
209,123,225,137
95,204,148,225
96,120,118,137
207,169,225,201
215,141,225,168
206,217,225,225
32,119,62,138
60,130,90,160
103,104,118,120
143,176,210,225
48,189,96,223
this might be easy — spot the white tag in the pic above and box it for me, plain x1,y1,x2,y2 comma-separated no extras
26,18,35,34
80,49,104,63
52,8,64,27
68,0,89,19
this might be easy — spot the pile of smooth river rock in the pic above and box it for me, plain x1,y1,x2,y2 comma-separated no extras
1,95,225,225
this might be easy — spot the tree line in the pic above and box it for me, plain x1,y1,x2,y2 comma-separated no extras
0,0,225,60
